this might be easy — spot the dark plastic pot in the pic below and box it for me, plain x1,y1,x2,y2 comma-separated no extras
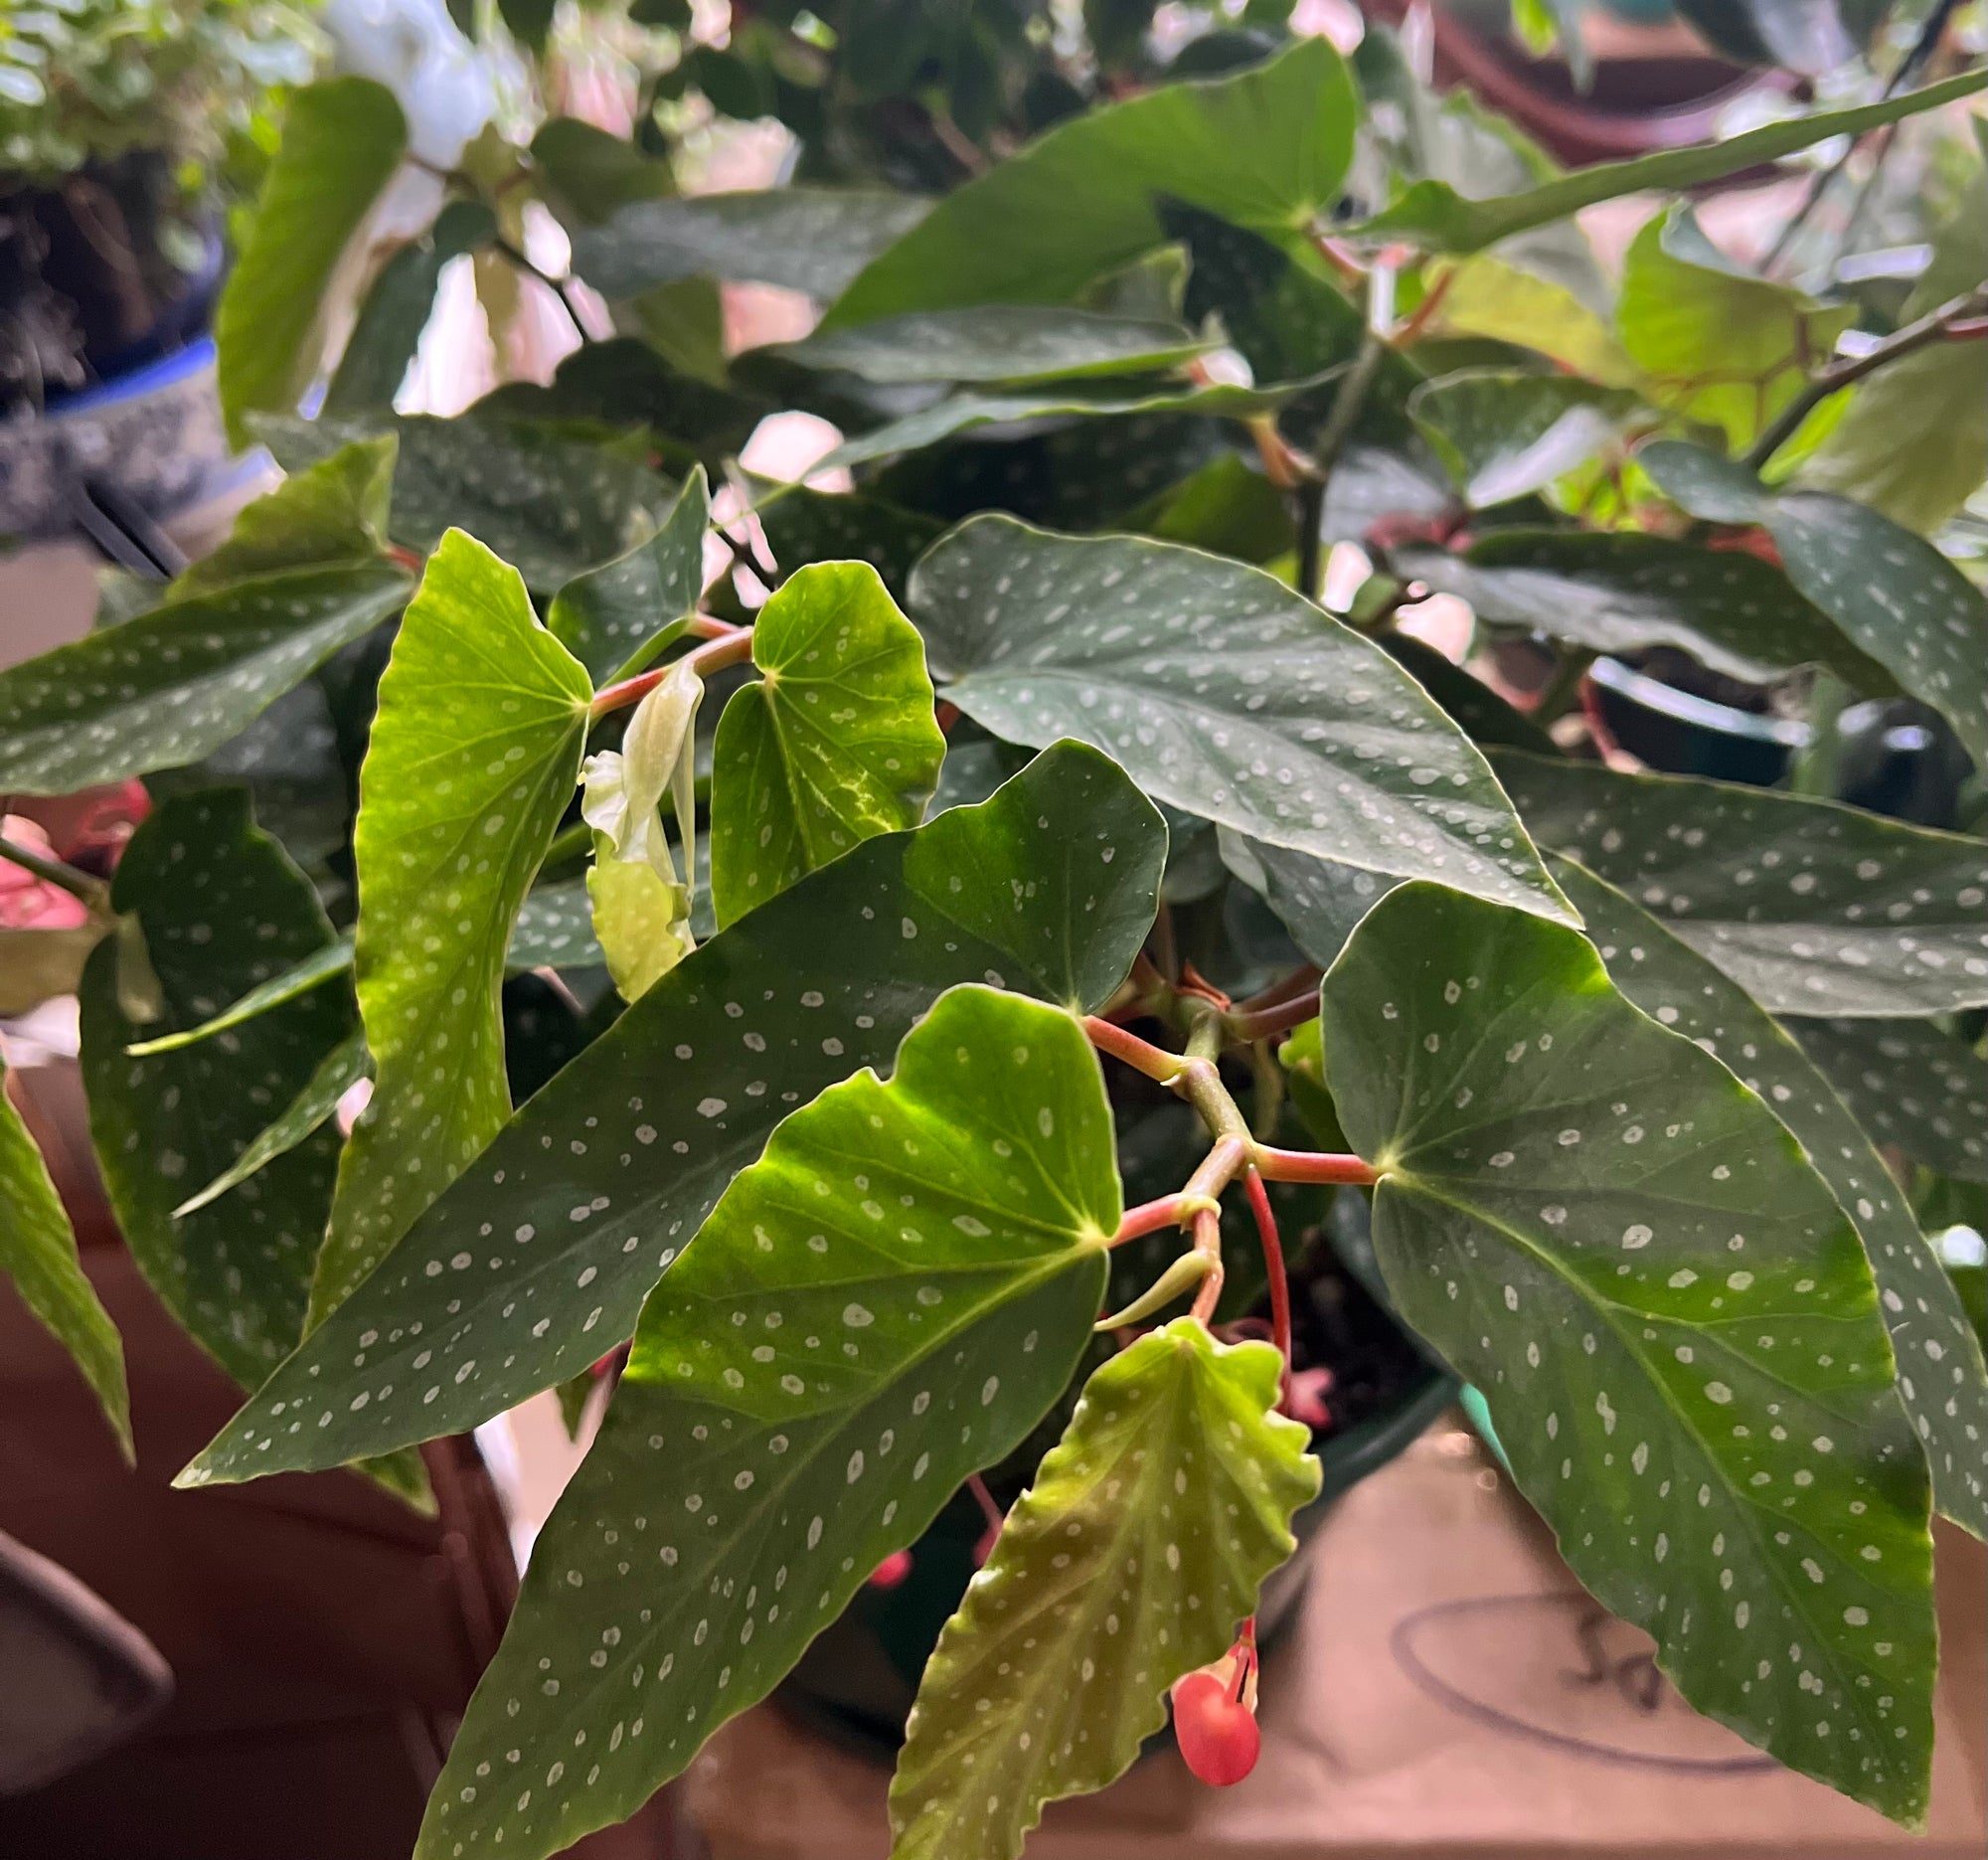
1585,654,1806,785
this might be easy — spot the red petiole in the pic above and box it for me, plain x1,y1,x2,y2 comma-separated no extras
1242,1168,1292,1403
588,620,754,719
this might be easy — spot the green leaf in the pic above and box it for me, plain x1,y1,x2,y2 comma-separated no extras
323,200,498,415
1409,372,1640,509
0,925,109,1017
309,532,593,1322
508,880,606,970
414,987,1122,1860
710,562,946,927
531,118,675,227
1217,831,1398,967
1398,530,1896,689
549,468,710,684
1672,0,1877,74
1641,441,1988,770
1380,634,1557,756
1554,857,1988,1539
216,78,409,444
1351,69,1987,253
1618,210,1855,450
126,934,354,1056
177,744,1164,1483
764,306,1209,388
571,190,933,301
1126,451,1294,564
910,516,1573,927
756,486,945,599
499,0,556,50
890,1319,1319,1860
824,38,1358,328
1427,252,1637,385
79,791,356,1387
177,435,400,594
1,1055,130,1456
1322,881,1936,1822
1492,752,1988,1016
1783,1018,1988,1185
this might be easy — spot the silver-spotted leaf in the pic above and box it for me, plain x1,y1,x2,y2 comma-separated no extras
911,516,1572,927
1409,371,1640,508
508,880,607,970
756,486,945,599
177,743,1163,1481
126,935,353,1056
414,985,1119,1860
549,467,710,684
1783,1018,1988,1186
889,1319,1318,1860
176,435,399,594
1322,882,1936,1822
1492,752,1988,1016
710,561,945,926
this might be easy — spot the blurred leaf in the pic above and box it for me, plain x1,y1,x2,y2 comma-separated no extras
549,467,709,684
532,118,674,226
1410,372,1640,507
1785,1017,1988,1184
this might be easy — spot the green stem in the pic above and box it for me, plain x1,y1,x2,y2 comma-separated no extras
1531,645,1595,728
0,833,107,910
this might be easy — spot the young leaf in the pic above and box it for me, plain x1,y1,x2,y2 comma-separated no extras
1322,881,1937,1823
764,306,1209,388
1554,857,1988,1540
911,516,1573,929
890,1319,1319,1860
1349,68,1985,252
1,1057,130,1456
79,791,356,1387
1641,441,1988,770
710,562,945,926
1399,531,1896,690
0,926,107,1018
216,78,410,443
1492,752,1988,1016
310,532,592,1321
1783,1018,1988,1185
178,743,1163,1482
1409,372,1640,509
414,986,1120,1860
549,468,710,684
824,38,1358,327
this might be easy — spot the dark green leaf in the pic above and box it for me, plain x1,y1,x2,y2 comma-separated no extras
890,1320,1319,1860
1,1055,129,1455
508,879,608,970
310,532,592,1321
825,39,1358,327
1493,752,1988,1016
413,985,1119,1860
1380,634,1557,755
1351,69,1986,253
549,467,709,684
1783,1018,1988,1185
126,934,354,1056
1672,0,1875,74
1218,831,1396,967
531,118,674,226
911,516,1573,925
216,78,409,443
1324,881,1936,1821
1409,371,1640,508
176,744,1163,1481
499,0,556,51
1555,857,1988,1538
756,486,945,598
1126,451,1294,564
710,562,945,926
80,791,355,1386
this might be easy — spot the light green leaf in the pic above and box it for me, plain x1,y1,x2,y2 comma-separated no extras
1409,373,1641,508
1426,253,1638,384
126,935,354,1057
711,562,945,927
413,986,1120,1860
1493,752,1988,1016
1555,857,1988,1538
1323,882,1936,1822
177,744,1163,1482
890,1318,1318,1860
1,1056,129,1457
571,189,932,301
507,880,606,970
910,516,1573,928
1351,69,1987,253
310,531,592,1322
216,77,409,443
79,791,356,1386
765,306,1209,388
1642,441,1988,769
176,435,400,595
825,38,1358,328
549,468,709,684
1783,1018,1988,1185
1399,530,1896,689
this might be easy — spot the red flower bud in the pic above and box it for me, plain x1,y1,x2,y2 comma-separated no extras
1171,1635,1260,1787
867,1548,913,1590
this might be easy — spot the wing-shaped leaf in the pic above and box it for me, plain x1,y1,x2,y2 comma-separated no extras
765,306,1208,388
1410,372,1640,509
824,39,1358,327
310,532,592,1321
178,743,1163,1482
549,468,710,684
1,1057,129,1455
710,562,945,926
911,516,1573,927
571,189,932,301
216,77,409,443
1350,69,1985,253
1399,531,1896,690
1555,857,1988,1539
414,986,1120,1860
1783,1018,1988,1185
1322,882,1936,1823
79,791,356,1385
530,118,674,225
1642,441,1988,769
890,1319,1318,1860
1493,752,1988,1016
